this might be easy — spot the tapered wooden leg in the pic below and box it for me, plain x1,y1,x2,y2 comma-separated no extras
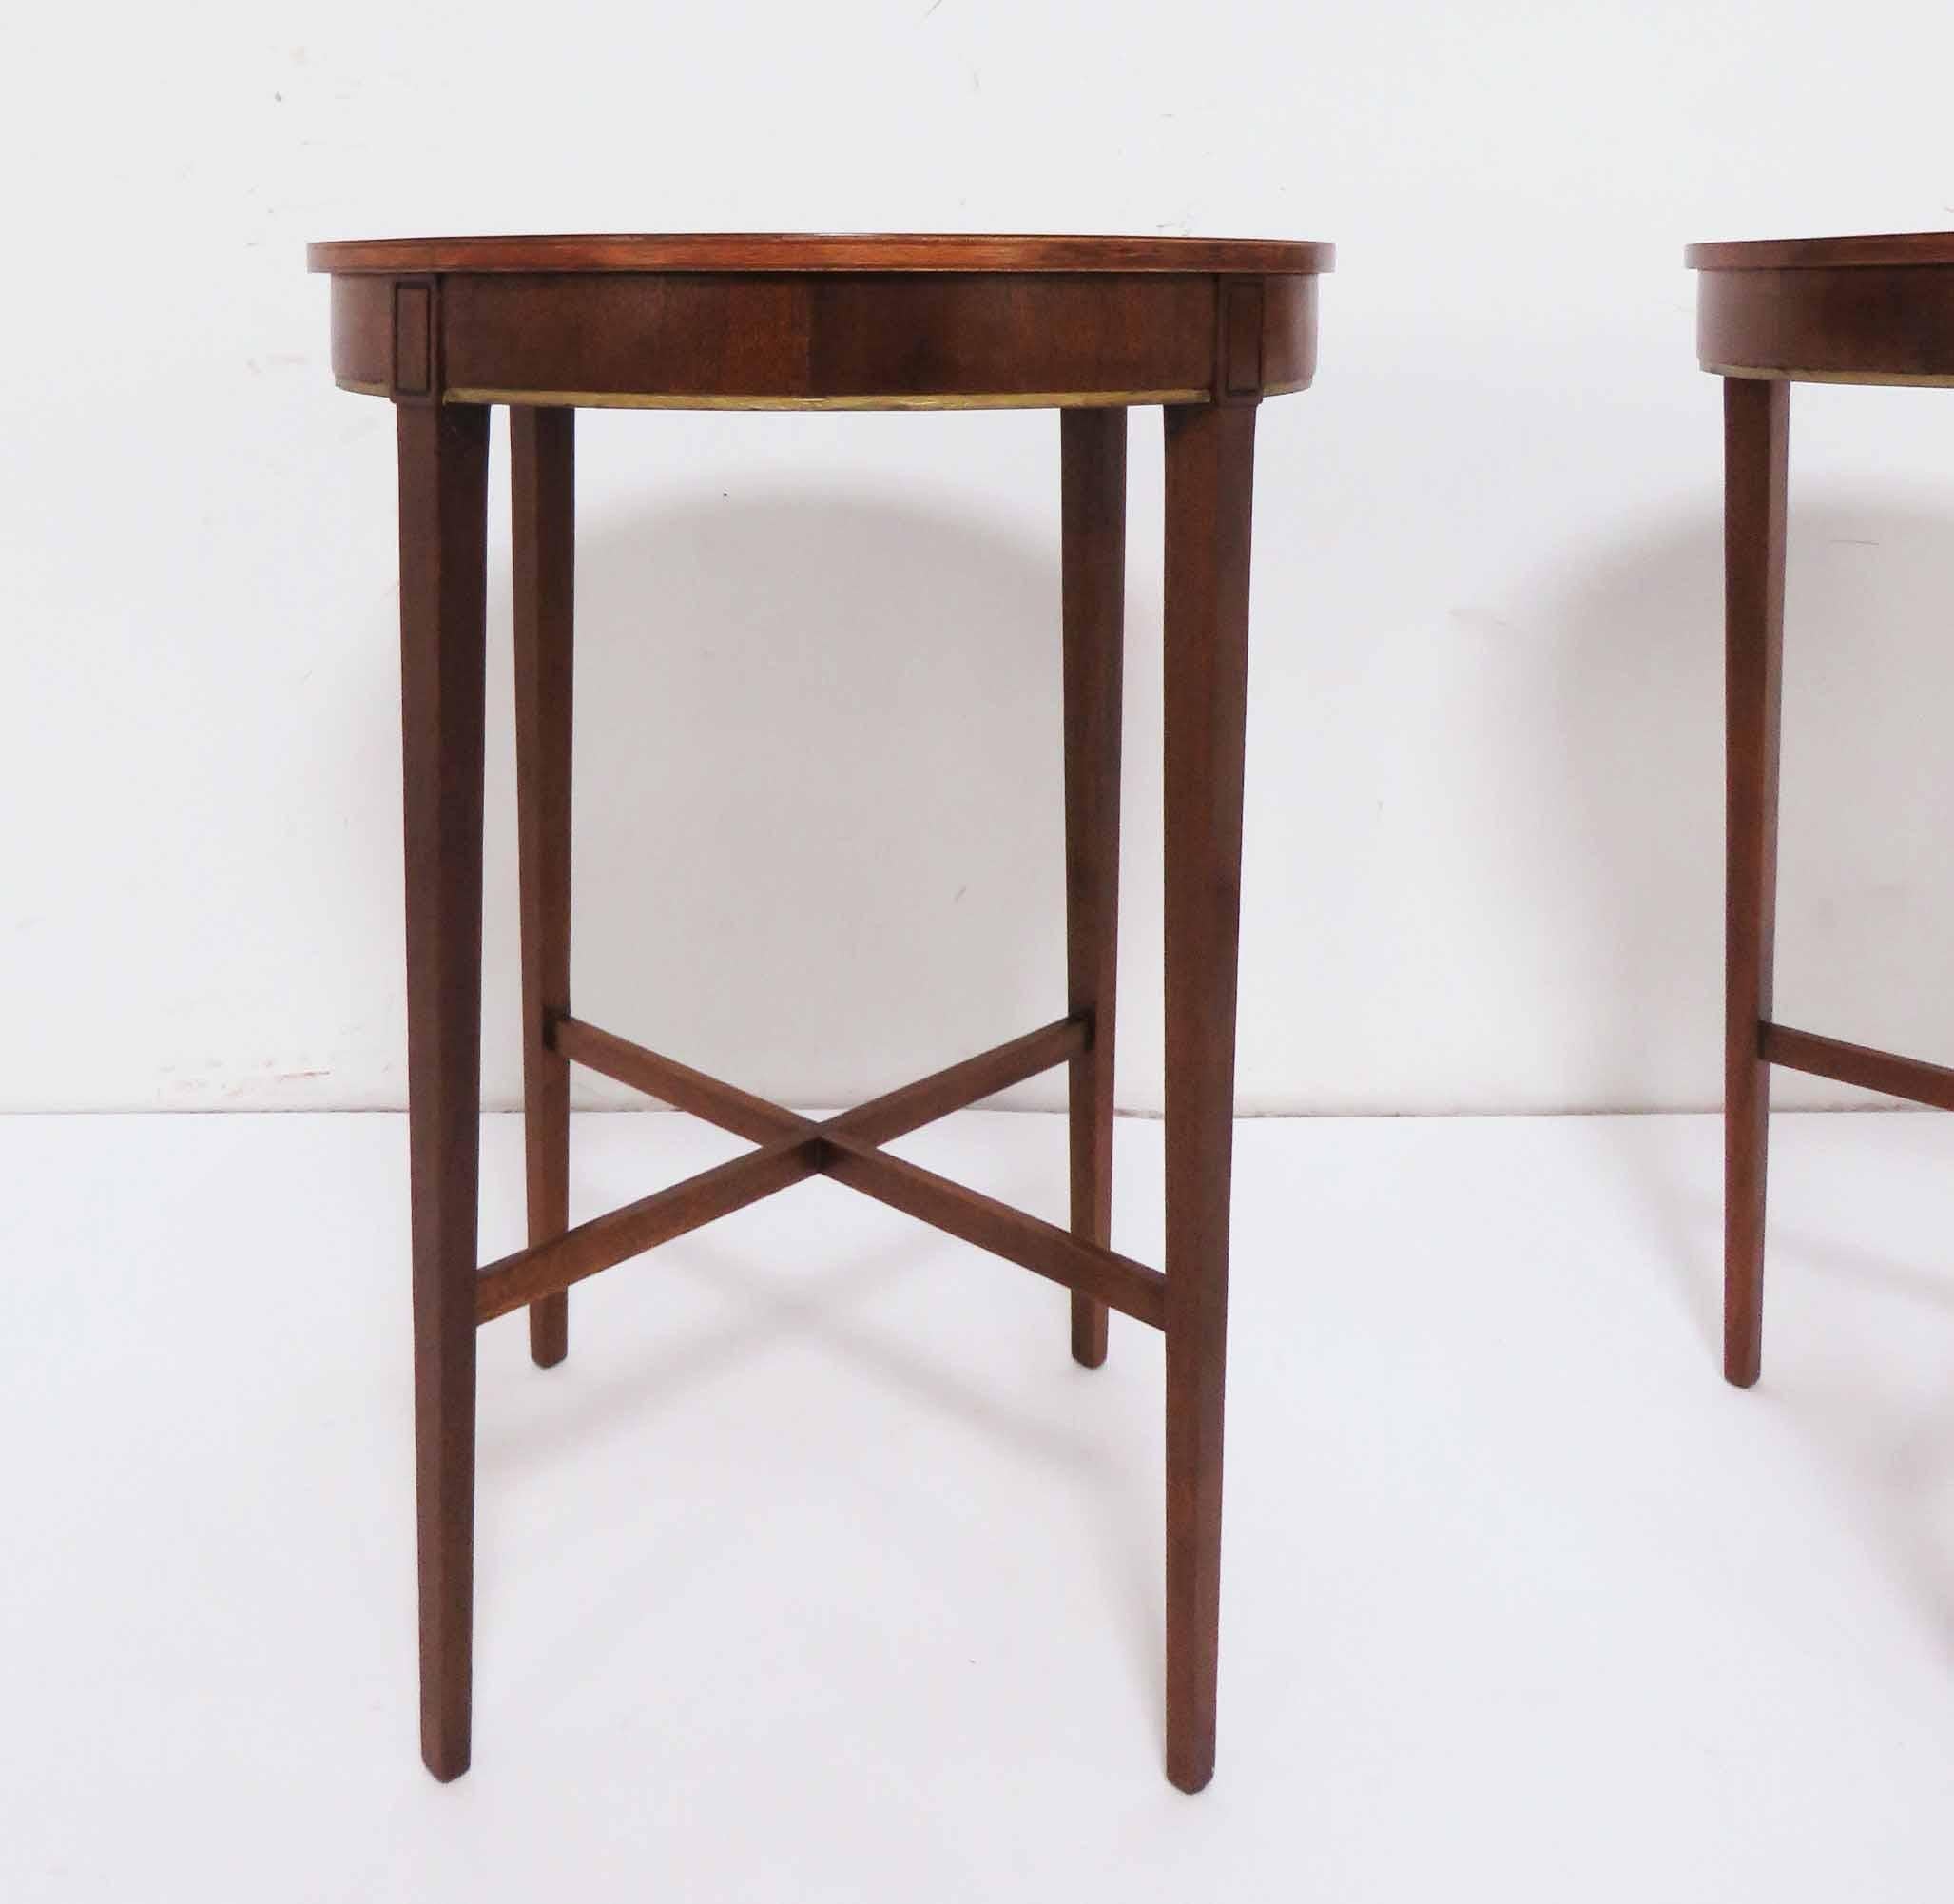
1160,399,1256,1794
1723,377,1789,1390
512,407,575,1370
1061,408,1128,1369
397,399,491,1781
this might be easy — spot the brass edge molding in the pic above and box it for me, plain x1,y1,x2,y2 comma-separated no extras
440,386,1215,412
1704,362,1954,388
333,378,1314,407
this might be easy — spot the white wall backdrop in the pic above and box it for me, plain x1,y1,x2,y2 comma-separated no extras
6,0,1954,1115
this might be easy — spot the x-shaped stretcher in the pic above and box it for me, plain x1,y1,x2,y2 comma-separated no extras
474,1013,1166,1331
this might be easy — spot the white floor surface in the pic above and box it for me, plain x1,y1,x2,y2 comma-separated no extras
4,1109,1952,1901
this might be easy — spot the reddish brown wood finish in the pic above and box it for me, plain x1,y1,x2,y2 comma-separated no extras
319,232,1324,1793
551,1014,805,1144
1687,232,1954,270
511,407,574,1369
477,1136,822,1323
475,1017,1166,1326
551,1014,1087,1150
1061,409,1127,1369
820,1019,1088,1146
396,399,491,1782
1696,267,1954,383
319,267,1321,410
1161,400,1257,1793
1761,1024,1954,1114
309,231,1331,275
822,1134,1168,1329
1721,377,1787,1392
1693,234,1954,1388
1691,234,1954,384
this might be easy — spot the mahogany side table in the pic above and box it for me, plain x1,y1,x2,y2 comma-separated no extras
306,232,1333,1791
1689,231,1954,1387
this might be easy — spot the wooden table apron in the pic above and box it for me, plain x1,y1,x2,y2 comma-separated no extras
323,268,1320,411
308,234,1332,1794
1690,232,1954,1393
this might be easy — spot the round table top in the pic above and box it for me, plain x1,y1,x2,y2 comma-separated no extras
1687,231,1954,270
307,231,1334,277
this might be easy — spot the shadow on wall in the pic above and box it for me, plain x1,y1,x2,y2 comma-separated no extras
473,487,1077,1115
1532,492,1954,1345
1538,491,1954,1117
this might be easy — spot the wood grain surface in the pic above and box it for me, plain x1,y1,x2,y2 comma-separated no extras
309,231,1332,275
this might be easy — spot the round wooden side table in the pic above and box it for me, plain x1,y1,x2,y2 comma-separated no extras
1688,232,1954,1387
306,232,1334,1791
